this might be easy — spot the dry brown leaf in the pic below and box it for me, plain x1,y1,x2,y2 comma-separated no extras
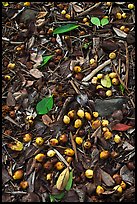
36,11,48,19
56,167,70,191
30,69,44,79
73,4,84,12
100,169,115,187
6,92,16,106
113,27,127,38
42,114,53,126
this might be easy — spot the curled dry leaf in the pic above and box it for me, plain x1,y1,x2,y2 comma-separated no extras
30,69,44,79
120,165,134,185
35,18,45,27
6,92,16,106
113,27,127,38
30,52,43,69
56,167,70,191
42,114,53,126
36,11,48,19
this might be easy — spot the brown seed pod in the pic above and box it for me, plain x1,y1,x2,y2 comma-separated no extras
113,174,122,184
43,161,53,171
59,134,68,144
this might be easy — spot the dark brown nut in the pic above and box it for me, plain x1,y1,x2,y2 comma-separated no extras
49,62,55,69
75,73,84,80
59,134,68,144
43,161,53,171
9,111,16,118
113,174,122,184
127,162,135,170
55,49,62,55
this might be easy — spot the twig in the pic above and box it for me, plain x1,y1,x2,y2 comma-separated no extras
4,116,21,128
77,2,102,17
69,79,80,94
125,42,129,87
2,37,24,45
82,59,111,82
69,132,78,162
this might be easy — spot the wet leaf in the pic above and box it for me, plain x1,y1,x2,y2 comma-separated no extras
91,17,101,26
30,68,44,79
8,141,23,151
120,165,134,185
36,95,53,115
101,18,109,26
101,74,112,88
40,55,53,67
42,114,53,126
100,169,115,187
56,167,70,191
65,170,73,191
53,24,79,34
111,123,132,131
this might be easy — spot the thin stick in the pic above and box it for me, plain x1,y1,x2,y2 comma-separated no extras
69,132,78,162
82,59,111,82
77,2,102,17
125,42,129,87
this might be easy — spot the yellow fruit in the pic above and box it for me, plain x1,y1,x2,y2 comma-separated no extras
85,112,92,120
64,148,75,156
63,115,70,124
13,169,24,180
121,13,126,19
114,134,121,143
102,127,109,132
96,185,104,195
20,181,29,189
103,16,109,19
26,116,33,121
74,119,82,128
61,10,66,15
28,119,33,125
106,90,112,97
35,153,46,162
4,75,11,81
113,185,123,193
24,2,31,6
47,150,56,157
66,156,73,164
23,133,32,142
92,120,101,129
102,119,109,127
128,4,134,9
91,77,98,84
92,112,99,118
85,22,90,26
7,63,15,69
104,131,112,139
59,134,68,143
90,58,95,65
100,150,109,159
109,72,117,78
97,73,104,79
124,27,130,33
46,173,52,180
113,174,122,184
109,52,116,59
49,138,59,146
83,17,88,23
120,181,126,189
35,137,44,146
65,13,71,19
106,2,111,6
77,109,84,118
68,110,75,119
96,85,103,89
116,13,122,20
112,78,119,85
85,169,93,178
73,66,81,73
83,141,92,149
55,161,64,170
75,137,83,145
120,26,126,31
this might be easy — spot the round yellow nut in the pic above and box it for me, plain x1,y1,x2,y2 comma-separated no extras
13,169,24,180
61,10,66,15
46,173,52,180
23,133,32,142
77,109,84,118
74,119,82,128
102,127,109,132
121,13,126,19
96,185,104,195
112,78,119,85
102,119,109,126
120,181,126,189
24,2,31,6
35,137,44,146
49,138,59,146
65,13,71,19
106,90,112,97
85,112,92,120
114,134,121,143
28,119,34,125
116,12,122,20
92,112,99,118
68,110,75,119
35,153,45,162
90,58,95,65
73,66,81,73
47,150,56,157
63,115,70,124
75,137,83,145
4,75,11,81
92,120,101,129
55,161,64,170
83,141,92,149
109,72,117,78
100,150,109,159
91,77,98,84
64,148,75,156
83,17,88,23
109,52,116,59
104,131,112,139
97,73,104,79
7,63,16,69
96,85,103,89
113,185,123,193
120,26,126,31
85,169,93,179
128,4,134,9
20,181,29,189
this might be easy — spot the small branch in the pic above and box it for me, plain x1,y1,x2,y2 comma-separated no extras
82,59,111,82
125,42,129,87
69,79,80,94
4,116,21,128
77,2,102,17
69,132,78,162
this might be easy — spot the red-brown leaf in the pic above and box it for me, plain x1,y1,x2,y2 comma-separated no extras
111,123,132,131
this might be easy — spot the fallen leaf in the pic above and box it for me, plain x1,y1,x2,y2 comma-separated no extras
30,68,44,78
61,189,79,202
120,165,134,185
101,74,112,88
111,123,132,131
100,169,115,187
30,52,43,69
42,114,53,126
113,27,127,38
36,11,48,19
56,167,70,191
122,141,134,151
73,4,84,12
6,92,16,106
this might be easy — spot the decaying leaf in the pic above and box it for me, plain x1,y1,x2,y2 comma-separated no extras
42,114,53,126
36,11,48,19
8,141,23,151
113,27,127,38
30,68,44,79
56,167,70,191
100,169,115,187
6,92,16,106
111,123,132,131
73,4,84,12
122,141,134,151
120,165,134,185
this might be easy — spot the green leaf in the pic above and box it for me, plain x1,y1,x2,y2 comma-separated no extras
101,74,112,88
119,84,125,94
65,170,73,191
91,17,101,26
101,18,109,26
49,192,65,202
36,96,53,115
40,55,53,67
49,195,55,202
53,24,79,34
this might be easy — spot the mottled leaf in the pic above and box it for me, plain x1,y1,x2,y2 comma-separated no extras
73,4,84,12
42,114,53,126
56,167,70,191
